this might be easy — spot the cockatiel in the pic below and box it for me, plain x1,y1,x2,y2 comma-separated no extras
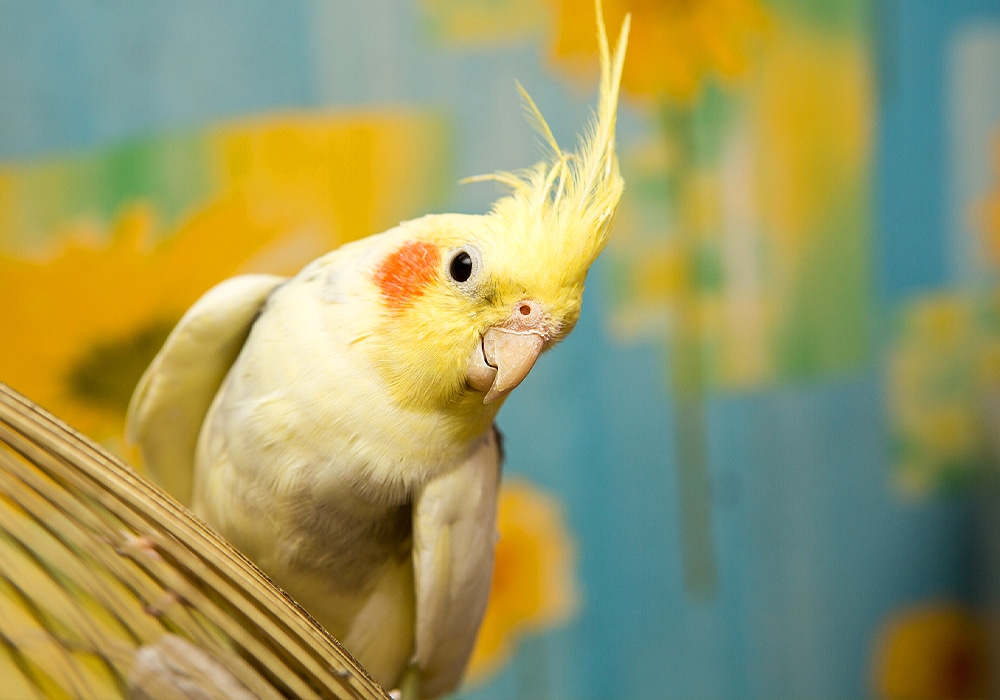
127,5,629,698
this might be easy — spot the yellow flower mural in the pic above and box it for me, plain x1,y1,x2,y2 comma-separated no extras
3,111,581,690
549,0,768,101
605,26,873,388
882,127,1000,498
1,112,448,446
886,295,989,497
872,603,989,700
465,479,580,685
555,0,872,596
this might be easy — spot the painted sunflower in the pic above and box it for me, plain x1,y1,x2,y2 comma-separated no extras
549,0,769,102
1,113,447,448
872,603,989,699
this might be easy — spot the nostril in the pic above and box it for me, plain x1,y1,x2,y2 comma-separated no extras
519,304,532,316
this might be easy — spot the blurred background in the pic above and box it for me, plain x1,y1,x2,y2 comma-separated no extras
2,0,999,698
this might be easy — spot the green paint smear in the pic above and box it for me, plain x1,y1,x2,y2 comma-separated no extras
662,92,740,174
934,460,988,495
692,243,725,293
689,85,741,169
764,0,872,34
773,181,872,379
6,131,213,250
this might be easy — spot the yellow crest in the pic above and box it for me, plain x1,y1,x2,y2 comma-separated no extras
468,0,630,280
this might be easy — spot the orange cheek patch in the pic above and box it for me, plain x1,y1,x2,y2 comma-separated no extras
374,240,441,309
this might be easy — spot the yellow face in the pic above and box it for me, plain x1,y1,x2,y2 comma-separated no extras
367,214,587,416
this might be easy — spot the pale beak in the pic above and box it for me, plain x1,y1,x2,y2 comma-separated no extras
466,302,549,404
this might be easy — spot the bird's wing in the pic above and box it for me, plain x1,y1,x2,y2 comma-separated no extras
0,382,390,699
126,274,285,504
410,427,501,699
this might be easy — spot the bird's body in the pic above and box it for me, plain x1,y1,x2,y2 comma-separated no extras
128,7,629,697
189,223,504,693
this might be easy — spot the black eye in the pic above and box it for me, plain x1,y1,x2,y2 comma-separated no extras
449,250,473,283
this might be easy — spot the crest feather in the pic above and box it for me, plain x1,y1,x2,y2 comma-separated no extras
469,0,630,277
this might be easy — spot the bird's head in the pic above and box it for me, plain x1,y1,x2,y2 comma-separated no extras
367,6,629,417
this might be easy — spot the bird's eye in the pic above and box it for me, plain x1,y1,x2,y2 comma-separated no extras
449,250,474,283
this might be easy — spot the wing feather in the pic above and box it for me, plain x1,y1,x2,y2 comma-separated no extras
411,427,501,698
126,274,285,504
